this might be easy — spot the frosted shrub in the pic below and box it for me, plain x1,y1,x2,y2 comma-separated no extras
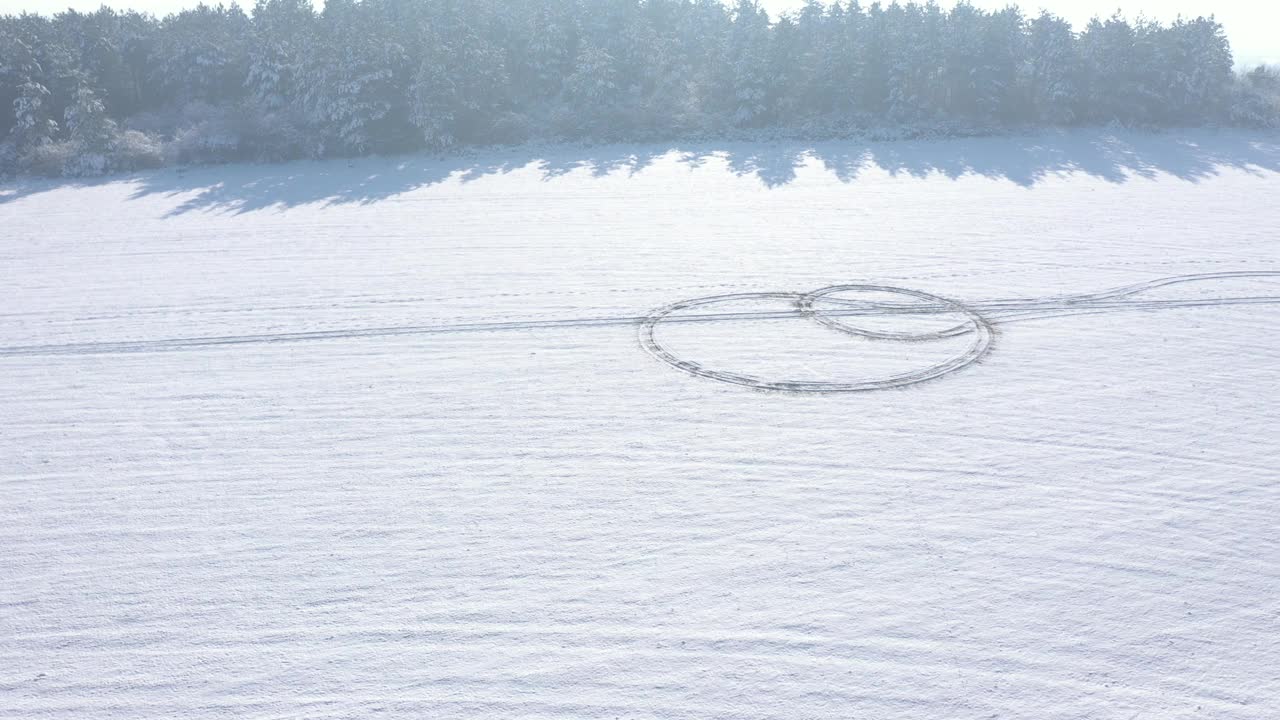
232,106,308,162
125,108,183,138
14,131,165,178
488,112,533,145
62,152,110,178
167,102,242,164
0,140,16,177
1232,66,1280,128
169,124,240,165
112,130,166,171
19,140,76,177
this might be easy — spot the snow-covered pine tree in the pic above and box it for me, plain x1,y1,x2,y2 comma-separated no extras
724,0,772,127
619,2,678,133
786,0,828,115
886,2,945,123
1,30,58,150
0,20,15,142
664,0,729,130
1023,11,1078,124
1159,16,1233,123
246,0,315,111
1077,12,1157,124
767,14,802,120
65,84,115,148
827,2,869,117
564,44,621,134
519,1,574,103
62,83,117,174
857,2,892,118
941,1,984,120
407,4,508,150
148,4,250,107
58,8,146,120
974,6,1026,123
409,39,458,150
12,79,57,148
298,0,415,155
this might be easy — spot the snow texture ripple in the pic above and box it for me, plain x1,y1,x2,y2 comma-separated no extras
2,130,1279,719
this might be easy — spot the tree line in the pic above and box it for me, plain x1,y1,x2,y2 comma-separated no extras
2,0,1277,177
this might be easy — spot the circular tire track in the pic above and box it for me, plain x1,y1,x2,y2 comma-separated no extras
799,284,989,342
640,285,995,393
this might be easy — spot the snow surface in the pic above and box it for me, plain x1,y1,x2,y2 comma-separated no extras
2,129,1279,719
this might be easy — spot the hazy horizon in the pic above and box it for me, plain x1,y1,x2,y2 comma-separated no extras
1,0,1276,66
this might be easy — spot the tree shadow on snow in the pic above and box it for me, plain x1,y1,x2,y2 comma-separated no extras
1,128,1276,215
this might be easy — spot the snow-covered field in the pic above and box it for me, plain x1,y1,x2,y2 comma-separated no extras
2,129,1279,719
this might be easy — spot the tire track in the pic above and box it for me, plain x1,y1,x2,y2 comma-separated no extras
806,271,1280,339
640,288,995,393
641,272,1280,393
1,274,1278,370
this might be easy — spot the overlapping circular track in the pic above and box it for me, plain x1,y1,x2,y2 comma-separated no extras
639,284,994,393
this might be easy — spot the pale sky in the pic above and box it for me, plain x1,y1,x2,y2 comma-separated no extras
1,0,1274,65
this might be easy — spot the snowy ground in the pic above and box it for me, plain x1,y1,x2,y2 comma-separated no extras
2,129,1279,719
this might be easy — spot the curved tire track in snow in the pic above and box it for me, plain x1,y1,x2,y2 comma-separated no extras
804,271,1280,340
641,272,1280,393
640,287,995,393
